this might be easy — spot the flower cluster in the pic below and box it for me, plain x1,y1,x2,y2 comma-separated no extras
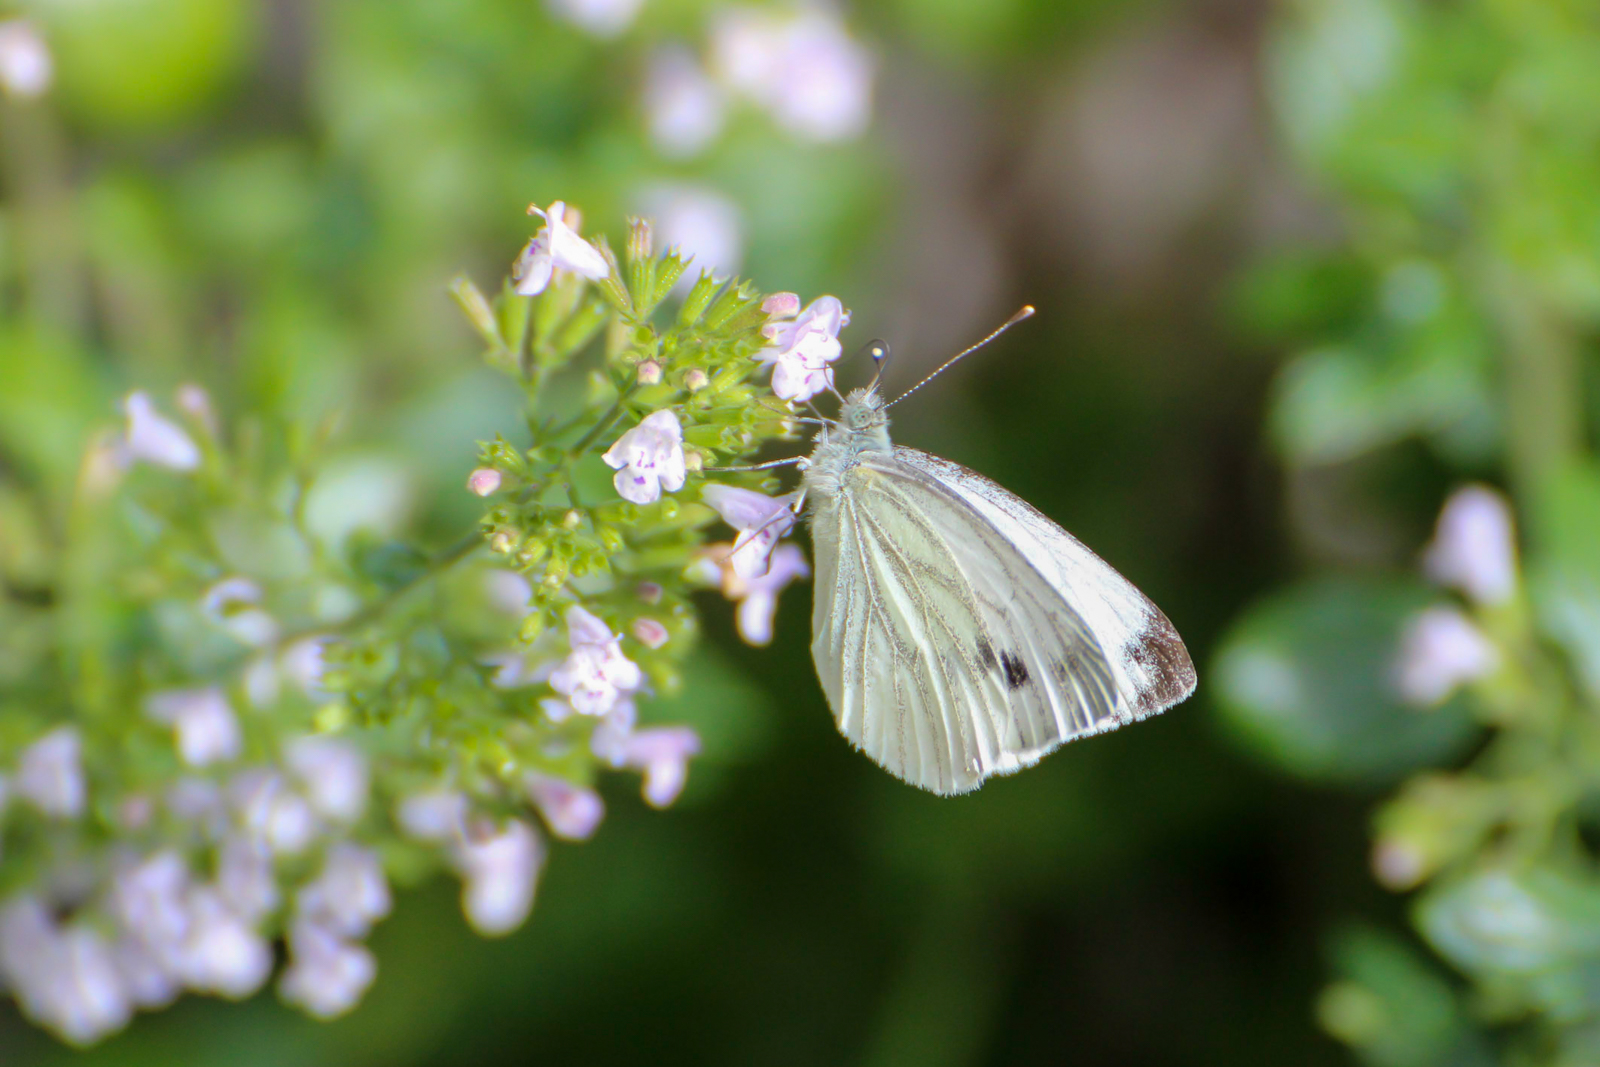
642,5,874,158
0,201,847,1046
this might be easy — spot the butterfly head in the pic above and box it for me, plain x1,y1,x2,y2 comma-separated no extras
838,387,889,437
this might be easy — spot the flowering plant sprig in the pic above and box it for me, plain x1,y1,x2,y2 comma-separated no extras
0,200,849,1045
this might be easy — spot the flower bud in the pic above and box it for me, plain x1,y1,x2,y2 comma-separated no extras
627,216,653,262
467,468,503,496
632,618,669,648
761,292,801,318
637,359,663,385
684,368,709,392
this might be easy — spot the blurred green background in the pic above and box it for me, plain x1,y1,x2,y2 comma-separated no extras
3,0,1578,1062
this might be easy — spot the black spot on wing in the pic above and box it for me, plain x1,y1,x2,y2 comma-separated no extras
1000,651,1029,690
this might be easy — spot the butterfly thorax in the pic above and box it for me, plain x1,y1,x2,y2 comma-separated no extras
802,388,891,501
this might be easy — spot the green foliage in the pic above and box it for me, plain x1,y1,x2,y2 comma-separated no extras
1222,0,1600,1062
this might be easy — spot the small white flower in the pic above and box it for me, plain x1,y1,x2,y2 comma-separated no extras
754,295,850,403
1395,606,1499,706
701,484,798,580
121,391,201,472
513,200,610,296
523,771,605,841
1423,485,1517,607
396,788,468,841
0,20,52,99
602,409,687,505
467,468,503,496
200,577,279,647
173,887,273,998
549,606,645,716
280,920,377,1019
731,543,811,646
166,777,225,831
284,736,369,823
16,727,86,819
645,46,727,158
455,818,546,936
144,688,242,767
640,184,743,295
546,0,644,38
619,726,701,808
295,844,391,939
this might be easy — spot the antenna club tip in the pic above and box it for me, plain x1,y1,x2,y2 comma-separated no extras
1014,305,1037,322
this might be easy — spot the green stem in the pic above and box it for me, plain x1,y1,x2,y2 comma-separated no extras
1487,264,1585,503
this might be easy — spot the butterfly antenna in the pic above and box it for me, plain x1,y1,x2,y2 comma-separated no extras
864,340,890,394
883,305,1036,409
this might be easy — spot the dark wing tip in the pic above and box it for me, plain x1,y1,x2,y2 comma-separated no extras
1131,610,1197,715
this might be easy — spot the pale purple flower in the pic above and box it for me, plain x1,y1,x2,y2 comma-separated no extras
546,0,644,38
16,727,86,819
112,937,179,1008
175,383,217,436
108,852,190,958
549,608,645,716
284,736,368,823
602,409,687,505
640,184,743,294
280,637,332,700
701,484,798,580
295,844,391,939
279,920,376,1019
455,818,545,936
200,578,278,647
230,770,317,855
619,727,701,808
1423,485,1517,607
144,688,241,767
396,788,468,841
216,836,279,921
467,468,503,496
645,46,727,158
484,570,534,615
733,543,811,646
0,21,51,99
549,606,645,716
754,295,850,402
1395,607,1499,706
513,201,610,296
589,698,638,767
172,887,272,998
711,7,873,143
121,391,201,472
38,926,131,1045
523,771,605,841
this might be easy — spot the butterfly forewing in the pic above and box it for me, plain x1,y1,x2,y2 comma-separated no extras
809,445,1180,795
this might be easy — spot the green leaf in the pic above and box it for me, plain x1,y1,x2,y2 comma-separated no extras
1212,577,1480,782
1318,924,1473,1067
1418,865,1600,979
1528,461,1600,700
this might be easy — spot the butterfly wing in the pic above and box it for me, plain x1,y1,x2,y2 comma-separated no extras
808,445,1194,796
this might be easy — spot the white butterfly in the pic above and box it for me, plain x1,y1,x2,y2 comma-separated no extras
797,325,1196,796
